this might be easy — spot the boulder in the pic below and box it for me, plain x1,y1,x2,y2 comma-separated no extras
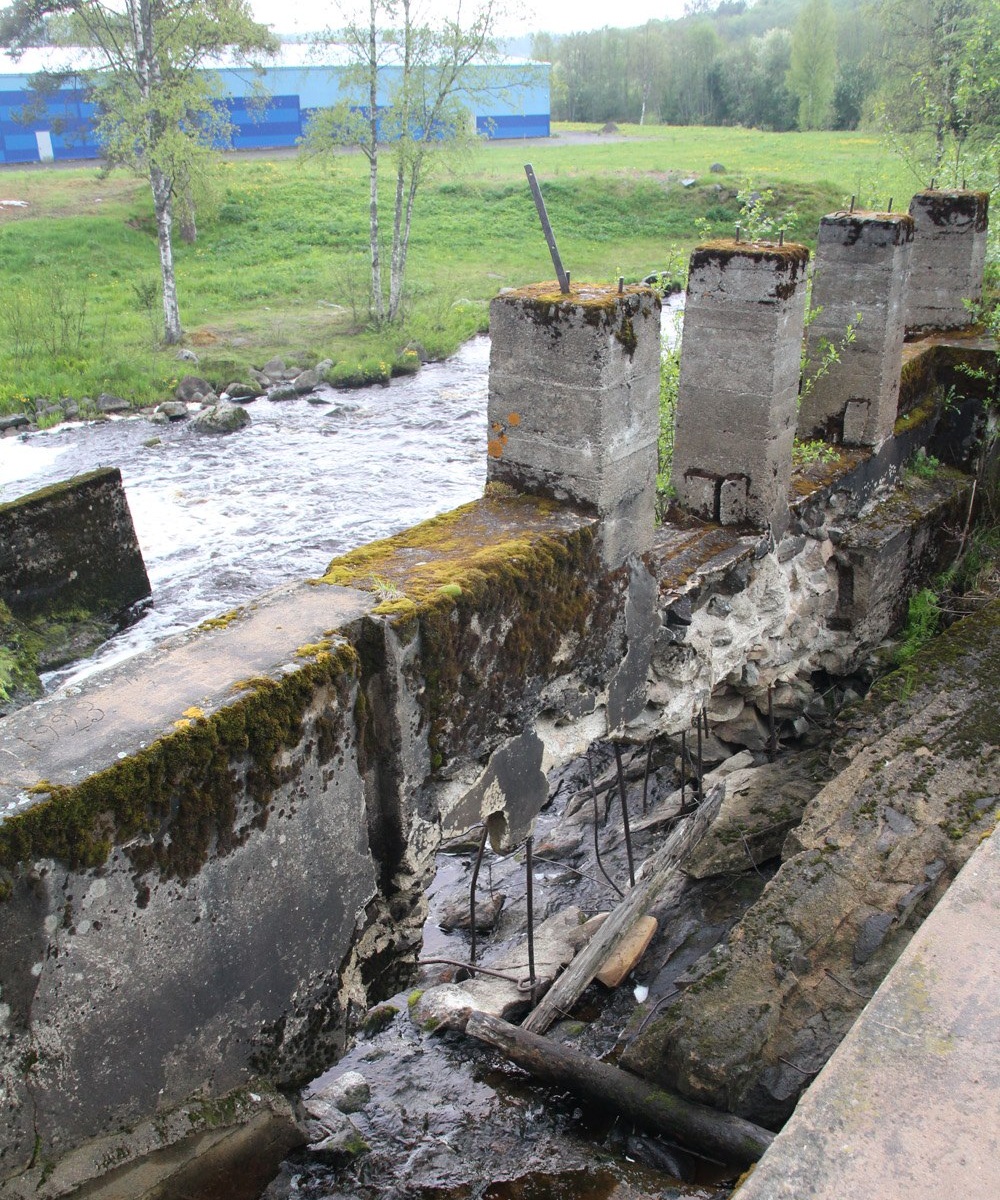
684,757,825,879
96,392,130,414
154,400,190,422
292,369,320,395
226,382,263,401
175,375,214,403
192,403,251,435
268,384,298,402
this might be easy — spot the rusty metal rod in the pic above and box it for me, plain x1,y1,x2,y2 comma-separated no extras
642,742,653,815
680,731,687,808
614,743,636,888
469,823,489,966
588,750,624,899
526,835,537,1002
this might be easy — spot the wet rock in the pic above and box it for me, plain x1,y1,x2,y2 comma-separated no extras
292,369,320,395
193,402,251,435
0,413,30,431
316,1070,371,1115
227,382,263,401
96,392,130,413
154,400,190,421
175,374,214,402
685,758,823,880
623,601,1000,1128
269,383,299,402
439,891,505,932
410,983,475,1033
307,1119,369,1165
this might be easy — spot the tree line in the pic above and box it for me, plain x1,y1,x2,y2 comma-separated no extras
532,0,999,141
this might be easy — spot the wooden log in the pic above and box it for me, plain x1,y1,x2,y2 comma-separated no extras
522,783,724,1034
467,1011,773,1167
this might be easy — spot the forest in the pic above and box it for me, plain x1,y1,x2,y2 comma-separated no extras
531,0,1000,152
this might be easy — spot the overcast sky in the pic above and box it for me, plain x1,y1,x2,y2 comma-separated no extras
248,0,690,40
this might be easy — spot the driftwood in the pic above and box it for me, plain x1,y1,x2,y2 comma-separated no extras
466,1011,773,1167
522,784,724,1034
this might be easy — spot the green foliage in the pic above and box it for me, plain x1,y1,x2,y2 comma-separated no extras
906,448,941,480
792,438,838,467
0,127,911,412
894,587,942,668
787,0,838,130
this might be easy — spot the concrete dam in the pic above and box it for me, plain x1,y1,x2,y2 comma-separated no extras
0,188,996,1198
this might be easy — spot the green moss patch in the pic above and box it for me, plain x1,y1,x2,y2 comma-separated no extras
0,643,360,885
315,492,605,765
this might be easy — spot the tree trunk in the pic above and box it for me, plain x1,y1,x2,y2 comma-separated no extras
367,0,384,325
466,1012,774,1168
149,164,182,345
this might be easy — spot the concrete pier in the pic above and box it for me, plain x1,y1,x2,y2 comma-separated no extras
905,189,990,331
799,212,914,446
487,281,661,566
672,240,809,537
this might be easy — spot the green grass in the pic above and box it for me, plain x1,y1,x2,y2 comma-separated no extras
0,125,927,413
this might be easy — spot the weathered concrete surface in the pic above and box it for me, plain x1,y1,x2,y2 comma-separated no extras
0,468,150,623
622,599,1000,1129
905,190,989,331
672,241,809,537
2,1089,304,1200
799,212,913,446
734,825,1000,1200
487,282,661,566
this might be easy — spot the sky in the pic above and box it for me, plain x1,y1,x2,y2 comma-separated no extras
248,0,691,41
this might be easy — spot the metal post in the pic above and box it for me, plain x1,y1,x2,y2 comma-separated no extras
614,743,636,888
469,824,489,966
525,835,537,1001
524,164,570,294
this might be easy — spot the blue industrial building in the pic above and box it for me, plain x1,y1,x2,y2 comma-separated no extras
0,45,550,165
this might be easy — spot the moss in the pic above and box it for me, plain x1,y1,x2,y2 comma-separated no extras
0,643,360,886
407,989,424,1009
312,493,604,767
362,1004,399,1035
690,237,810,273
198,608,245,632
493,281,656,360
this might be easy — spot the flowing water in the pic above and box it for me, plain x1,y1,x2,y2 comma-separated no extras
2,305,729,1198
0,337,490,693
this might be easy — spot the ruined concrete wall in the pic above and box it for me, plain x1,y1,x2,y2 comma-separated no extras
799,212,913,447
487,282,660,567
0,235,994,1198
905,190,989,331
672,241,809,537
0,468,150,623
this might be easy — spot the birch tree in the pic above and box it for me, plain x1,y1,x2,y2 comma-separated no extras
0,0,276,344
306,0,508,326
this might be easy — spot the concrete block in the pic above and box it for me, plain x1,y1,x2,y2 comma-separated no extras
673,240,809,536
487,282,661,565
905,190,989,330
800,211,913,447
0,467,151,622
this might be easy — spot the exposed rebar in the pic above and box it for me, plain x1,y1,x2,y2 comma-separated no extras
642,742,653,815
614,743,636,888
525,835,537,1002
469,823,489,966
587,750,624,898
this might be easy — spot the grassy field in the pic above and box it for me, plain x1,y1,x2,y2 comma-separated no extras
0,124,932,414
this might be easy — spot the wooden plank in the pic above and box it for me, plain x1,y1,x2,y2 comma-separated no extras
522,784,723,1034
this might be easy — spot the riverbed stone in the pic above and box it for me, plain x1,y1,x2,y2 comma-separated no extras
622,599,1000,1129
192,402,251,434
175,374,213,402
96,392,130,413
